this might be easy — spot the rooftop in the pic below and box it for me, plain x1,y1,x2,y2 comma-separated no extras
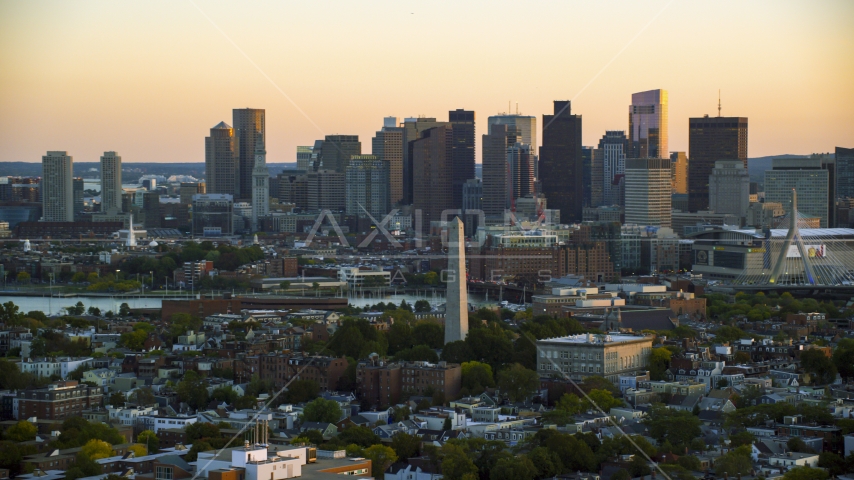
538,333,650,345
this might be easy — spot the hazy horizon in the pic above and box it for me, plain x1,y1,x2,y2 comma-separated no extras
2,1,852,164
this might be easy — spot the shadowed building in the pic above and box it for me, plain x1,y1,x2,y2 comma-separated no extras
205,122,240,197
449,109,476,211
319,135,361,173
233,108,265,201
41,151,74,222
372,119,404,205
540,101,583,223
412,126,454,229
100,151,122,213
688,115,748,212
402,117,449,205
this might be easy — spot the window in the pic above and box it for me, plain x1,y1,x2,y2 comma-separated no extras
156,466,173,480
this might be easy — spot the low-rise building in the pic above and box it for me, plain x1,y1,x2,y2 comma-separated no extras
16,380,103,420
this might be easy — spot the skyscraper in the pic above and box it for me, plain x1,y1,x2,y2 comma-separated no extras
628,90,668,159
508,143,535,201
688,115,748,212
296,146,313,171
41,151,74,222
251,134,269,232
599,131,629,206
582,147,604,208
205,121,240,197
540,101,583,223
625,158,672,228
72,177,84,219
487,113,537,177
318,135,361,173
372,123,404,205
837,147,854,199
402,117,449,205
708,160,750,217
233,108,265,200
412,126,454,229
346,155,390,220
481,124,517,219
764,158,829,227
449,109,476,211
100,151,122,213
670,152,688,194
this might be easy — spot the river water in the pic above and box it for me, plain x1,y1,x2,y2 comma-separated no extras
0,291,496,316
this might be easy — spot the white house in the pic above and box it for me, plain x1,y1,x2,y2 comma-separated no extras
768,452,819,468
19,357,93,379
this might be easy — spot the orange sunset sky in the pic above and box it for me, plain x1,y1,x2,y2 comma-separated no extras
1,0,852,164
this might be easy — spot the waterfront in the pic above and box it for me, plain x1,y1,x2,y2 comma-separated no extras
0,290,495,315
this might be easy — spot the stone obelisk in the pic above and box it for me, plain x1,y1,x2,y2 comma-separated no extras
444,217,469,344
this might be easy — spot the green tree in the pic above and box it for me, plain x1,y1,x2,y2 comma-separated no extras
176,370,209,410
584,389,623,412
16,271,31,283
782,466,828,480
643,404,701,447
496,363,539,403
833,338,854,380
81,439,115,460
67,301,86,316
303,398,342,423
527,447,563,478
729,430,755,447
390,432,420,460
363,444,398,476
185,422,220,443
713,446,753,476
413,321,444,348
490,456,536,480
130,387,156,406
414,300,431,313
555,393,584,415
284,379,320,404
87,306,101,316
337,425,381,447
5,420,37,442
441,443,478,480
185,440,213,462
137,430,159,454
786,437,815,453
118,303,132,317
800,348,837,385
65,452,102,480
461,361,495,394
109,391,127,408
677,455,701,471
648,347,672,381
279,280,291,291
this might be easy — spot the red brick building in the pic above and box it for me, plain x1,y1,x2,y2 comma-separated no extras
16,380,103,420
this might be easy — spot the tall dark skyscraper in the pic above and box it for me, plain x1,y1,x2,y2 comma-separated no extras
205,121,240,197
539,101,583,223
582,146,605,208
402,117,449,205
412,126,454,229
319,135,361,173
482,124,518,218
836,146,854,200
448,109,476,211
373,118,404,205
688,115,748,212
233,108,265,201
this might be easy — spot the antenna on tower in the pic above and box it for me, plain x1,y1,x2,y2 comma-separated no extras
516,102,519,115
718,90,721,117
508,100,511,115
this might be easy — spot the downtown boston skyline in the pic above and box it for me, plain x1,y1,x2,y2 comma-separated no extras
1,1,853,164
